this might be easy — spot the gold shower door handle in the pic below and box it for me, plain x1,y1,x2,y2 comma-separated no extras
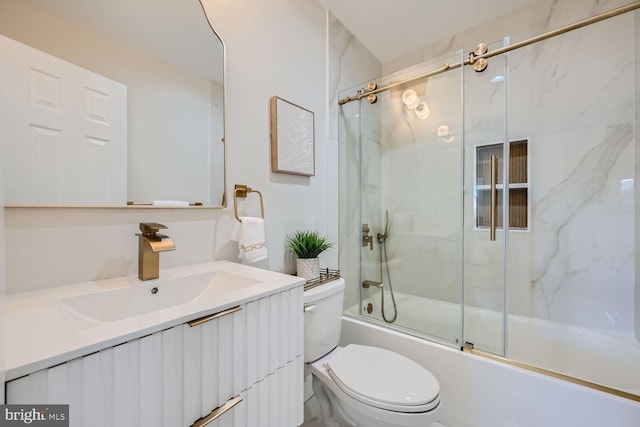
490,154,497,241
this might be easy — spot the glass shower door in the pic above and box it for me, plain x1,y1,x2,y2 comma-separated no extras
503,12,639,394
354,50,465,347
462,39,509,355
340,10,640,398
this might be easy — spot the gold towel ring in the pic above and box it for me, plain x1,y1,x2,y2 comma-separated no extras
233,184,265,222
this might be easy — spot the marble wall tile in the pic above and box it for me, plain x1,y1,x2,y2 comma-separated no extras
382,0,633,75
338,101,363,310
527,125,633,331
343,0,638,337
372,53,465,308
332,14,381,310
462,14,634,332
507,11,634,332
335,0,637,337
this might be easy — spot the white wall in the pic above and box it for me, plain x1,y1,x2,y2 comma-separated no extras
635,9,640,342
201,0,336,270
4,0,341,293
0,112,4,403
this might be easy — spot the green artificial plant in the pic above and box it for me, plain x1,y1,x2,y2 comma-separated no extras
287,230,333,259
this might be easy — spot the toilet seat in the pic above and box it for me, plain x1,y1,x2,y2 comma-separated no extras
324,344,440,413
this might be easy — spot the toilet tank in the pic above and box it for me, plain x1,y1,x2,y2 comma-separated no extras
304,278,345,362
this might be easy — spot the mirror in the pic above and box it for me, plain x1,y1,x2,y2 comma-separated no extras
0,0,225,207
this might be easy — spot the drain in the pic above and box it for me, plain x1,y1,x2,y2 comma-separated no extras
150,286,159,295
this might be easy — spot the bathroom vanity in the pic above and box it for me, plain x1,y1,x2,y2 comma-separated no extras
3,261,305,427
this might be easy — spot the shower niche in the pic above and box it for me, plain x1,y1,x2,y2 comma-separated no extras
475,139,529,230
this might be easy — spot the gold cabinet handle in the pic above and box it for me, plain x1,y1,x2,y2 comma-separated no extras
188,305,242,327
192,395,243,427
490,154,497,241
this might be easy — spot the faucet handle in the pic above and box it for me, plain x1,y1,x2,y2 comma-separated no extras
140,222,168,234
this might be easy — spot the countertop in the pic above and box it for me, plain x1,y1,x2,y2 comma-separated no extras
3,261,305,381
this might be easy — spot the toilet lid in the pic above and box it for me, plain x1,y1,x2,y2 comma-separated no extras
325,344,440,412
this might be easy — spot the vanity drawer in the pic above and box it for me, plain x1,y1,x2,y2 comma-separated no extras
5,304,247,427
245,357,304,427
182,304,247,424
189,355,303,427
245,285,304,387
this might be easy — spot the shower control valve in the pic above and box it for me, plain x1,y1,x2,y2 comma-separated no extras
362,224,374,250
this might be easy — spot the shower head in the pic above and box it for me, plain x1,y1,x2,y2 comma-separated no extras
384,210,390,235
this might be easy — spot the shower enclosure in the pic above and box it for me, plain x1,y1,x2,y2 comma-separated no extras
339,5,639,399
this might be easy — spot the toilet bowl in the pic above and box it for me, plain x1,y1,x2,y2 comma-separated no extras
304,278,440,427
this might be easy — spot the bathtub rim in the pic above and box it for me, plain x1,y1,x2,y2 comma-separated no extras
461,344,640,402
342,312,640,403
343,308,462,350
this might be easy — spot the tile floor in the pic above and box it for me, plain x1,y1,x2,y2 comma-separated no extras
302,395,324,427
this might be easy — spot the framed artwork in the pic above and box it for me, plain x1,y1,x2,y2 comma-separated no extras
270,96,315,176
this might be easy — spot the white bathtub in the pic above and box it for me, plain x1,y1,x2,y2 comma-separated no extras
347,291,640,395
340,314,640,427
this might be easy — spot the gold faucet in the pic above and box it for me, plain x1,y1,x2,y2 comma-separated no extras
136,222,176,281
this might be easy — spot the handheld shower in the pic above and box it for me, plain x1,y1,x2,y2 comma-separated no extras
379,210,397,323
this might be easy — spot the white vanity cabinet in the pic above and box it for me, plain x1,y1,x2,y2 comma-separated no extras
5,285,304,427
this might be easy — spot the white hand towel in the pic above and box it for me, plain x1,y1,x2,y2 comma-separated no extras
231,217,268,263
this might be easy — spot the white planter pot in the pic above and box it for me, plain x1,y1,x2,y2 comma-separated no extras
296,257,319,280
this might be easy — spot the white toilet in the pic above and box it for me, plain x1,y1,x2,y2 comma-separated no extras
304,278,441,427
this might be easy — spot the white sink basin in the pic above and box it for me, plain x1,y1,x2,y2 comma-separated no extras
60,270,261,322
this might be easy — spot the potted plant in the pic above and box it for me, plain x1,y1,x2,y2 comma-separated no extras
287,230,333,280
